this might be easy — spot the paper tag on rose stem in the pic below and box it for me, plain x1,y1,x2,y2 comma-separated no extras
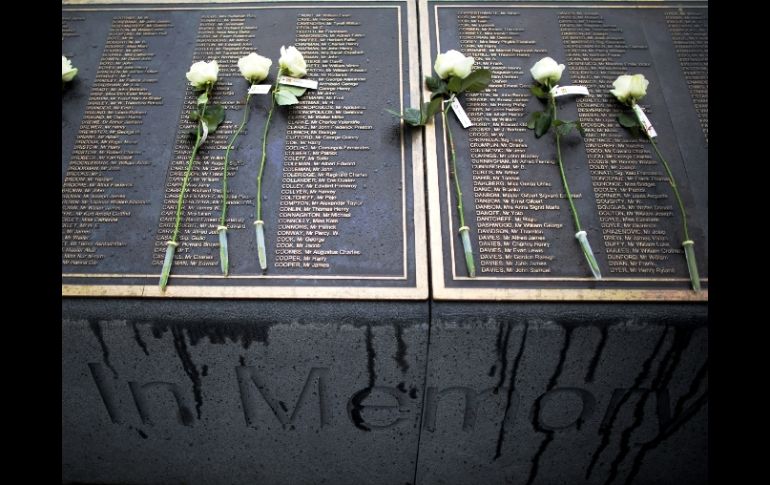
450,98,473,128
550,85,589,98
199,119,209,145
632,104,657,138
278,76,318,90
248,84,272,95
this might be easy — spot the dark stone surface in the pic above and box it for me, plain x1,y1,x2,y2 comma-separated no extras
63,300,707,484
62,299,429,485
417,302,708,485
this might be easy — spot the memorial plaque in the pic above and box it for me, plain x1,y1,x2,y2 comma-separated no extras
421,0,708,300
62,0,427,299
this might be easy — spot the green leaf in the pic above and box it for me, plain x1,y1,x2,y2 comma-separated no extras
422,97,443,123
555,120,575,137
575,120,585,137
275,90,299,106
388,99,443,127
279,85,307,97
425,75,444,92
402,107,423,126
386,108,403,119
617,112,639,128
189,111,200,122
527,111,542,130
197,92,208,105
431,87,448,99
534,111,552,138
447,76,462,94
552,119,584,137
425,75,440,91
201,104,225,133
387,107,424,127
426,75,448,98
530,84,549,100
461,69,492,92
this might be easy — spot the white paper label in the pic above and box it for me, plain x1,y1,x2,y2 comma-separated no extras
632,104,657,138
199,118,209,145
248,84,272,95
278,76,318,90
450,98,473,128
550,85,590,98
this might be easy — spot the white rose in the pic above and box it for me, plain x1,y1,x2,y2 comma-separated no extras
62,56,78,83
278,46,307,78
611,74,649,104
629,74,649,99
186,60,219,89
238,53,272,83
610,75,633,103
530,57,565,85
434,50,474,79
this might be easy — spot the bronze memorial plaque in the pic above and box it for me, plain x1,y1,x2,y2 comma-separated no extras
62,0,427,299
421,0,708,300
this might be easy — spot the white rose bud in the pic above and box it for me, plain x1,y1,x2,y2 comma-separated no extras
629,74,649,100
238,53,272,83
530,57,565,86
186,60,219,89
278,46,307,78
611,74,649,104
610,75,633,103
434,50,474,80
62,56,78,83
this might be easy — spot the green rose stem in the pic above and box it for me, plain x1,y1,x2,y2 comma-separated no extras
547,87,602,280
218,91,253,276
443,95,475,278
255,73,282,272
632,103,700,291
160,84,212,291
